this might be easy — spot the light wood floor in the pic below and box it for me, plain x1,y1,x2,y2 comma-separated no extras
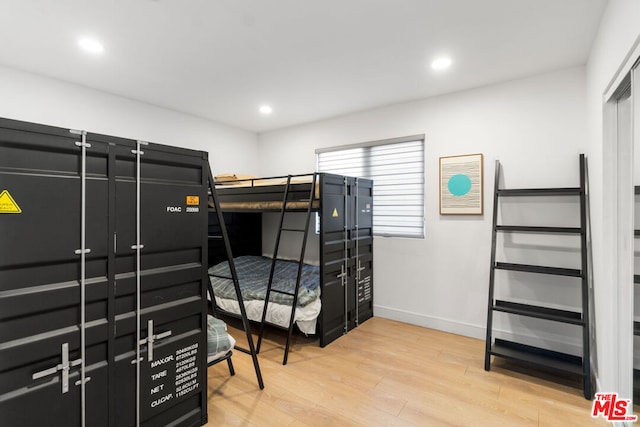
206,317,607,426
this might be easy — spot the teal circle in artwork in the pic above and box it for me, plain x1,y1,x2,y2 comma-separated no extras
448,174,472,196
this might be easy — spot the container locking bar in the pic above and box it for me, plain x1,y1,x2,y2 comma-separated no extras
75,130,91,427
354,178,359,325
343,177,349,333
32,343,83,394
133,140,148,427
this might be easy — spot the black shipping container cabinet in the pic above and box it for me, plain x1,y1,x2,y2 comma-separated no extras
317,174,374,345
0,118,209,426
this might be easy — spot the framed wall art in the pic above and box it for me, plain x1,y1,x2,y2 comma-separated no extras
439,153,483,215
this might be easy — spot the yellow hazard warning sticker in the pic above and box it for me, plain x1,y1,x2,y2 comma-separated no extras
186,196,200,205
0,190,22,213
332,208,339,217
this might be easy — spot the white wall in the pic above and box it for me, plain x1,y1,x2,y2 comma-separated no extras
585,0,640,401
0,65,258,174
258,67,588,350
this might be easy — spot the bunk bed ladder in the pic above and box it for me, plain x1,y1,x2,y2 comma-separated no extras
484,154,591,400
207,166,264,389
257,173,318,365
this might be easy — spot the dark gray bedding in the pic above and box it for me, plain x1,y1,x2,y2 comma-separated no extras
208,255,320,306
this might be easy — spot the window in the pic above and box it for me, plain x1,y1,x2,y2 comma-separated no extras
316,134,425,238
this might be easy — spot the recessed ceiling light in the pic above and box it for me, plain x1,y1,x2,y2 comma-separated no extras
259,105,273,115
431,57,452,71
78,37,104,54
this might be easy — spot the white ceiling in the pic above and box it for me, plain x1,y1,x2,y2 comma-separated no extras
0,0,607,133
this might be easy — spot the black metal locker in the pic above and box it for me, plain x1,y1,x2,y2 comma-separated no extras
0,118,208,427
0,122,111,426
318,174,373,347
318,174,347,346
111,139,208,427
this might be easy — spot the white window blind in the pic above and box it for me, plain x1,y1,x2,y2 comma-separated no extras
316,135,425,238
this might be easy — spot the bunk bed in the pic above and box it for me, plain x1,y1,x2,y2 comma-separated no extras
207,172,374,348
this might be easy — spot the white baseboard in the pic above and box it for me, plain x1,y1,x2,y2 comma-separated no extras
373,304,583,356
373,304,486,340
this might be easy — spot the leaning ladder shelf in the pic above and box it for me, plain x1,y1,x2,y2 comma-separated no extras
207,165,264,389
484,154,591,400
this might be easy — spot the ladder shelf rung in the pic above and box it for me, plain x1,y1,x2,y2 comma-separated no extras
496,225,581,234
497,188,581,196
281,228,306,232
490,339,584,376
495,262,581,277
493,300,583,325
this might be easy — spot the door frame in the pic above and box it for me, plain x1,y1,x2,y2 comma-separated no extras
603,41,640,406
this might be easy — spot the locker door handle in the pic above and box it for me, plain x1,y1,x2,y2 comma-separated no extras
32,343,84,394
336,265,347,286
357,261,365,280
141,320,173,362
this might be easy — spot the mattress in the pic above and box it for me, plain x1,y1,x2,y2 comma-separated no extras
209,255,320,306
208,255,321,334
214,294,321,335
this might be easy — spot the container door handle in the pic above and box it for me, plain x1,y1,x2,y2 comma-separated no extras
32,343,84,394
336,265,347,286
142,319,172,362
357,260,365,280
